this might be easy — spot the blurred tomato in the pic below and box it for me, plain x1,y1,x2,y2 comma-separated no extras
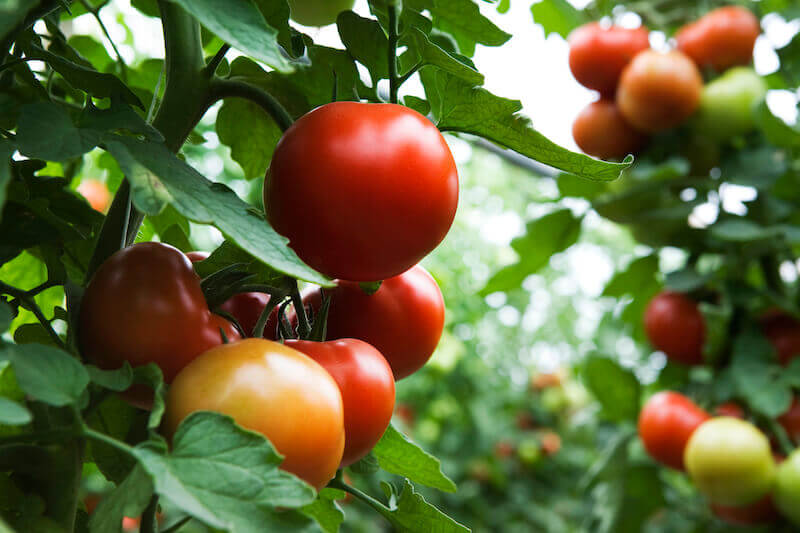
714,402,745,419
676,6,760,72
778,397,800,444
638,391,710,470
77,179,111,213
644,291,706,365
762,312,800,365
572,99,647,160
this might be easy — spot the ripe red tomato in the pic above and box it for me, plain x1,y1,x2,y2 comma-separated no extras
77,179,111,213
301,265,445,380
567,23,650,97
761,312,800,365
638,391,710,470
711,494,778,526
778,397,800,444
284,339,395,467
616,50,703,132
643,291,706,365
572,99,647,160
676,6,760,72
265,102,459,282
80,243,240,383
714,402,745,419
186,251,278,338
164,339,345,490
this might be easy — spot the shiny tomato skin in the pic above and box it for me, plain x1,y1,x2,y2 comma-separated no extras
567,23,650,97
164,339,345,490
644,291,706,365
287,0,354,26
638,391,710,470
617,50,703,132
265,102,459,282
79,242,240,383
778,397,800,444
303,265,445,380
77,179,111,213
676,6,760,72
762,312,800,365
572,99,647,160
285,339,395,467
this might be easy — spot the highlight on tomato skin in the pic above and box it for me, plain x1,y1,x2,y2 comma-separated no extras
638,391,710,470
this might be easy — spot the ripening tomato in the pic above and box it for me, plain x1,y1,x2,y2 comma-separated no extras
714,402,745,419
265,102,459,282
540,431,561,456
164,339,345,490
761,312,800,365
774,450,800,525
644,291,706,365
617,50,703,132
567,23,650,97
285,339,395,467
638,391,710,470
685,417,776,506
778,397,800,444
572,99,647,159
300,265,445,379
494,440,514,459
77,179,111,213
80,243,240,384
693,67,767,140
711,493,778,526
676,6,760,72
287,0,354,27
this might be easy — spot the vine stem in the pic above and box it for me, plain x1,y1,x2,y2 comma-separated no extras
140,495,159,533
0,281,66,350
208,78,294,132
78,0,128,82
387,3,400,104
291,280,310,338
328,477,395,524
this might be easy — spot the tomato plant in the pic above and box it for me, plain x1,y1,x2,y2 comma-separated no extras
287,0,354,27
762,312,800,364
572,99,647,160
643,291,706,365
638,391,710,470
676,6,760,72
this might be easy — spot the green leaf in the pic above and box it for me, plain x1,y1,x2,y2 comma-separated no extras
86,394,142,485
132,364,167,435
0,140,13,212
0,0,35,41
711,218,779,243
86,364,134,392
699,301,733,366
530,0,583,39
16,103,101,161
372,425,457,493
133,412,315,532
730,329,792,417
602,255,661,328
216,97,281,179
171,0,292,73
482,209,582,294
0,302,12,334
3,343,89,406
664,268,711,293
400,28,483,85
582,355,640,422
0,398,31,426
405,0,511,48
381,480,470,532
338,11,389,83
103,135,331,285
302,489,345,533
422,69,630,182
89,465,153,533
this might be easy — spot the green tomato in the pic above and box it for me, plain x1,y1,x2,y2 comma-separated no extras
287,0,355,26
774,450,800,525
684,417,775,506
517,437,542,466
693,67,767,141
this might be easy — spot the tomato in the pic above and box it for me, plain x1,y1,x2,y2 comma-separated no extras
711,494,778,526
77,179,111,213
80,243,240,384
186,251,278,338
778,397,800,444
517,437,542,466
287,0,354,27
265,102,459,282
693,67,767,140
164,339,345,490
676,6,760,72
494,440,514,459
567,23,650,97
644,291,706,365
714,402,745,419
395,403,416,427
638,391,710,470
774,449,800,525
540,431,561,456
572,99,647,160
301,265,445,380
616,50,703,132
685,417,776,506
761,312,800,365
284,339,395,467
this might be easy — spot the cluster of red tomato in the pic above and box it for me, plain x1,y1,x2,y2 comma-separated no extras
569,6,765,160
639,291,800,525
79,102,459,489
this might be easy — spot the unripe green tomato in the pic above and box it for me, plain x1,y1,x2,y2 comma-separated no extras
693,67,766,140
287,0,355,26
517,437,542,466
540,387,569,412
684,417,775,506
774,449,800,525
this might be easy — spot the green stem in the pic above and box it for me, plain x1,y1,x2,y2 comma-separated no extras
208,78,294,132
387,3,400,104
161,516,192,533
83,427,137,458
290,280,310,339
79,0,128,82
760,255,785,296
0,281,66,350
204,43,231,77
253,295,282,339
328,478,395,524
140,495,159,533
766,417,795,456
397,62,421,87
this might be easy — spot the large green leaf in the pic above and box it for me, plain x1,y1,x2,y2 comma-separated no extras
2,343,88,406
582,355,640,422
371,424,457,492
530,0,584,39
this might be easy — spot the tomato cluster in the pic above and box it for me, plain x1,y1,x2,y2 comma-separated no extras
80,102,456,490
569,7,765,160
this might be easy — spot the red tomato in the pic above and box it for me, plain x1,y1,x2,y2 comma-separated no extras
644,291,706,365
494,440,514,459
711,493,778,526
567,23,650,97
265,102,459,282
676,6,760,72
301,265,445,380
80,243,240,383
285,339,395,466
164,339,345,490
572,99,647,160
77,179,111,213
761,312,800,365
395,403,416,427
617,50,703,132
638,391,710,470
186,251,278,338
715,402,745,419
540,431,561,456
779,397,800,444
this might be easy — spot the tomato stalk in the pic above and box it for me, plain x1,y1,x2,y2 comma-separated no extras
208,78,294,133
387,2,400,104
140,495,159,533
328,475,396,524
253,294,282,339
291,280,311,338
0,280,66,350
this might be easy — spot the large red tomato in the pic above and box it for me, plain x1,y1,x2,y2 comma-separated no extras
643,291,705,365
285,339,395,466
80,243,239,383
567,23,650,97
572,99,646,160
264,102,459,282
616,50,703,132
638,391,710,470
779,397,800,444
302,265,445,380
676,6,760,72
761,312,800,365
164,339,345,490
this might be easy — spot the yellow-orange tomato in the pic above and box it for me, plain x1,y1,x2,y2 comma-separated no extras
164,339,345,490
77,179,111,213
617,50,703,133
572,99,647,159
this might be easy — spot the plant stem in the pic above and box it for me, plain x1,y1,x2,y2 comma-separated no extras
387,3,400,104
0,281,66,350
253,295,282,339
161,516,192,533
83,427,137,458
290,280,310,339
204,43,231,77
79,0,128,82
328,477,395,524
140,495,159,533
208,78,294,132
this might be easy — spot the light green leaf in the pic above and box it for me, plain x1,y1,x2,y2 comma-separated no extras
372,425,457,492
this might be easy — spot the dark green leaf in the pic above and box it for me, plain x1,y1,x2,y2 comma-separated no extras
372,425,457,492
0,140,13,212
16,103,101,161
405,0,511,48
89,465,153,533
400,28,483,85
216,97,281,179
4,343,89,406
582,355,640,422
87,364,133,392
338,11,389,82
302,489,345,533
